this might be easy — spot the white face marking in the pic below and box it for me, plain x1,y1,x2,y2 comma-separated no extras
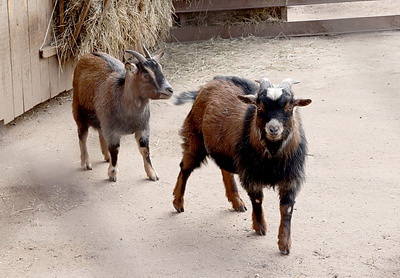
267,88,284,100
144,65,157,85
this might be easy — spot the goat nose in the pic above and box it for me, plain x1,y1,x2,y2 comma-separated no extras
269,126,279,134
166,87,173,94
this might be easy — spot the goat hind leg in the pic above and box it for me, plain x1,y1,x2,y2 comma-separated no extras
173,137,207,213
78,125,92,170
173,164,193,213
98,129,110,162
221,170,246,212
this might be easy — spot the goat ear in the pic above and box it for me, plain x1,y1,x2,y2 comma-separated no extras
294,98,312,107
153,52,164,61
125,62,138,74
238,94,257,105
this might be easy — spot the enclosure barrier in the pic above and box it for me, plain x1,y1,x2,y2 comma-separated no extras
169,0,400,42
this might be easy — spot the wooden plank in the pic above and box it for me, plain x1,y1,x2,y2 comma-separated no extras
20,0,34,112
39,0,51,102
28,0,43,109
169,15,400,42
8,0,30,118
287,0,375,5
46,1,60,98
173,0,374,13
0,0,14,123
39,45,57,59
174,0,286,13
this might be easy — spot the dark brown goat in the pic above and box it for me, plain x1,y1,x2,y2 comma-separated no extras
72,48,172,182
173,76,311,254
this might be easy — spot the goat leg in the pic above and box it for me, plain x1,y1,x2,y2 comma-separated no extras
173,164,192,213
98,129,110,162
78,125,92,170
221,169,246,212
108,143,120,182
248,189,267,235
278,187,296,255
135,131,158,181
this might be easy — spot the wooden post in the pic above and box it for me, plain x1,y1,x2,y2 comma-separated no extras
72,0,92,43
59,0,65,33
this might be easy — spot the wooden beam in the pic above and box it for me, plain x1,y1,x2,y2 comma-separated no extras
169,15,400,42
39,45,57,59
173,0,375,13
174,0,286,13
287,0,375,5
59,0,65,33
72,0,92,42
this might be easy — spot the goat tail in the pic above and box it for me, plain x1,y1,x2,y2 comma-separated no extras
174,90,199,105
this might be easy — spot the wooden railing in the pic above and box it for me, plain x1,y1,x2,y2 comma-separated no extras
170,0,400,42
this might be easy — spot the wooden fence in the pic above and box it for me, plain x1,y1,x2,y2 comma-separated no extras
170,0,400,41
0,0,74,125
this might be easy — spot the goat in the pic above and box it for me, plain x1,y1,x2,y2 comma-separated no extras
172,76,311,255
72,48,173,182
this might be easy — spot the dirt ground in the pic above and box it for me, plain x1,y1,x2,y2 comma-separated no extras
1,10,400,278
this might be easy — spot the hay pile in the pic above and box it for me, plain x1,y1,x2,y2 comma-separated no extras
53,0,174,63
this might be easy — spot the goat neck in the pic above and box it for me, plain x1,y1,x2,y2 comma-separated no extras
122,70,149,111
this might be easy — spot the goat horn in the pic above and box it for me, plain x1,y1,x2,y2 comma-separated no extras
258,77,272,91
281,78,300,93
143,46,152,59
125,50,147,64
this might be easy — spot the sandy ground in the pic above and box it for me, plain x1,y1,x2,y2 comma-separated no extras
1,18,400,278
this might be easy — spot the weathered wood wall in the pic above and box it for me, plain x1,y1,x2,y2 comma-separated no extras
0,0,74,125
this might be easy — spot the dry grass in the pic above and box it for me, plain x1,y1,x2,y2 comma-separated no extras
52,0,174,63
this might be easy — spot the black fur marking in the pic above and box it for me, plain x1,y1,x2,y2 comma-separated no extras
214,76,259,95
116,74,125,87
138,137,149,148
78,105,101,129
235,106,307,190
210,153,236,173
92,52,124,73
109,143,120,167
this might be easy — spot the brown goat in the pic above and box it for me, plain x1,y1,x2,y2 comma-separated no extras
173,76,311,254
72,49,172,182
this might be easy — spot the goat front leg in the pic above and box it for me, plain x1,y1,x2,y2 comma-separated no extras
107,134,121,182
278,186,297,255
135,130,158,181
221,170,246,212
247,189,267,235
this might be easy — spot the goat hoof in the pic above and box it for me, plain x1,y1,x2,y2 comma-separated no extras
108,167,117,182
280,248,290,255
254,221,267,236
85,164,92,170
278,237,291,255
234,205,247,212
148,173,159,181
173,199,184,213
